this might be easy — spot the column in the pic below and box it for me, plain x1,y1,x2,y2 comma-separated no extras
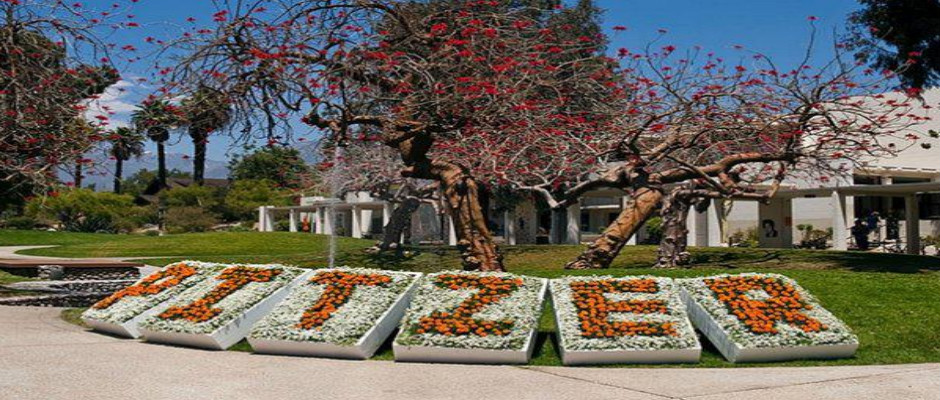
830,191,848,251
382,202,393,227
565,202,581,244
447,215,458,246
758,197,793,248
707,199,723,246
257,206,267,232
905,195,920,254
322,207,334,235
288,209,299,233
504,209,517,246
550,208,565,244
351,206,363,238
263,207,275,232
687,206,708,247
314,208,323,234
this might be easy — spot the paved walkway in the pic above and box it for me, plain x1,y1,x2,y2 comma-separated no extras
0,306,937,400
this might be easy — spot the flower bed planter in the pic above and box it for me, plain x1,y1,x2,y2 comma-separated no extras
680,273,858,363
393,271,548,364
550,276,700,365
248,268,421,359
138,264,308,350
81,261,219,338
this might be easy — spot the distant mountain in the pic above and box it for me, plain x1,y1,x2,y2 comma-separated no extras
64,151,229,191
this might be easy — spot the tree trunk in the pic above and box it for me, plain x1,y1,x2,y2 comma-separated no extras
192,132,206,185
73,161,83,189
367,197,421,254
655,191,694,269
436,161,503,271
387,128,504,271
400,160,503,271
113,158,123,194
565,187,663,269
157,141,167,189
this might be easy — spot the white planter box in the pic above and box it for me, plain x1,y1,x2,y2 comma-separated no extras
82,301,170,339
557,345,701,365
249,271,421,359
140,271,311,350
681,287,858,363
81,262,218,339
549,277,701,366
393,278,547,365
551,300,701,365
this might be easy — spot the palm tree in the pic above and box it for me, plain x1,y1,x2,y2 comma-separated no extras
131,99,182,189
181,86,231,185
107,127,145,194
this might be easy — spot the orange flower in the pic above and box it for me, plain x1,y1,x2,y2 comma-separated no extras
704,275,827,335
92,263,197,310
413,274,522,337
158,266,282,323
568,279,677,338
296,271,391,330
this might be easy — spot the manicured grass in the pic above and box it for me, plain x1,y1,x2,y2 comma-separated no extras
6,230,938,367
0,270,30,285
0,230,130,247
13,231,367,260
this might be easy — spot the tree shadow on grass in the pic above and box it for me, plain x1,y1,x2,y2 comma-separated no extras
689,247,940,274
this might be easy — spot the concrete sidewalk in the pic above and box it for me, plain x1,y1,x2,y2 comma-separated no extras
0,306,936,400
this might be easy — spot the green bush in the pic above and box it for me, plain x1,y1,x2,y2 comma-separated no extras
165,206,219,233
25,189,146,233
0,215,41,230
161,185,221,209
223,179,290,221
640,217,664,244
729,227,760,247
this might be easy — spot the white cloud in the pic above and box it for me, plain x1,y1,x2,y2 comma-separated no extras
83,79,145,129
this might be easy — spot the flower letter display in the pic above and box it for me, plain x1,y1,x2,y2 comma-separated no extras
138,264,308,350
81,261,218,338
394,271,547,364
550,276,700,365
248,268,420,359
681,273,858,362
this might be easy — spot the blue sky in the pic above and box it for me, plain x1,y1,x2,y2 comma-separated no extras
91,0,864,163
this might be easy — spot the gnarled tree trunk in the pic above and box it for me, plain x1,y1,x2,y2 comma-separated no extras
388,128,504,271
655,190,695,269
367,197,421,254
565,187,663,269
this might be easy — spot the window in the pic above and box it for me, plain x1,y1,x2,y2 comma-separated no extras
920,194,940,220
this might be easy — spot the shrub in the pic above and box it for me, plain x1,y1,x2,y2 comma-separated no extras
161,185,221,209
640,217,664,244
165,206,219,233
223,179,290,221
0,215,40,230
728,227,760,247
25,189,146,233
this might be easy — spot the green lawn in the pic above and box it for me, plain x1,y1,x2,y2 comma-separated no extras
3,229,939,367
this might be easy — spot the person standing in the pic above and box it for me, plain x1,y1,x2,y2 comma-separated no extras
851,218,870,251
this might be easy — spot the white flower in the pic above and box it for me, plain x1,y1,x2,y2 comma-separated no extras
550,275,699,352
395,270,546,351
138,264,304,335
81,261,220,325
249,267,419,346
680,273,858,349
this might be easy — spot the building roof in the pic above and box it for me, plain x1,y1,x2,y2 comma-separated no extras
775,182,940,199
